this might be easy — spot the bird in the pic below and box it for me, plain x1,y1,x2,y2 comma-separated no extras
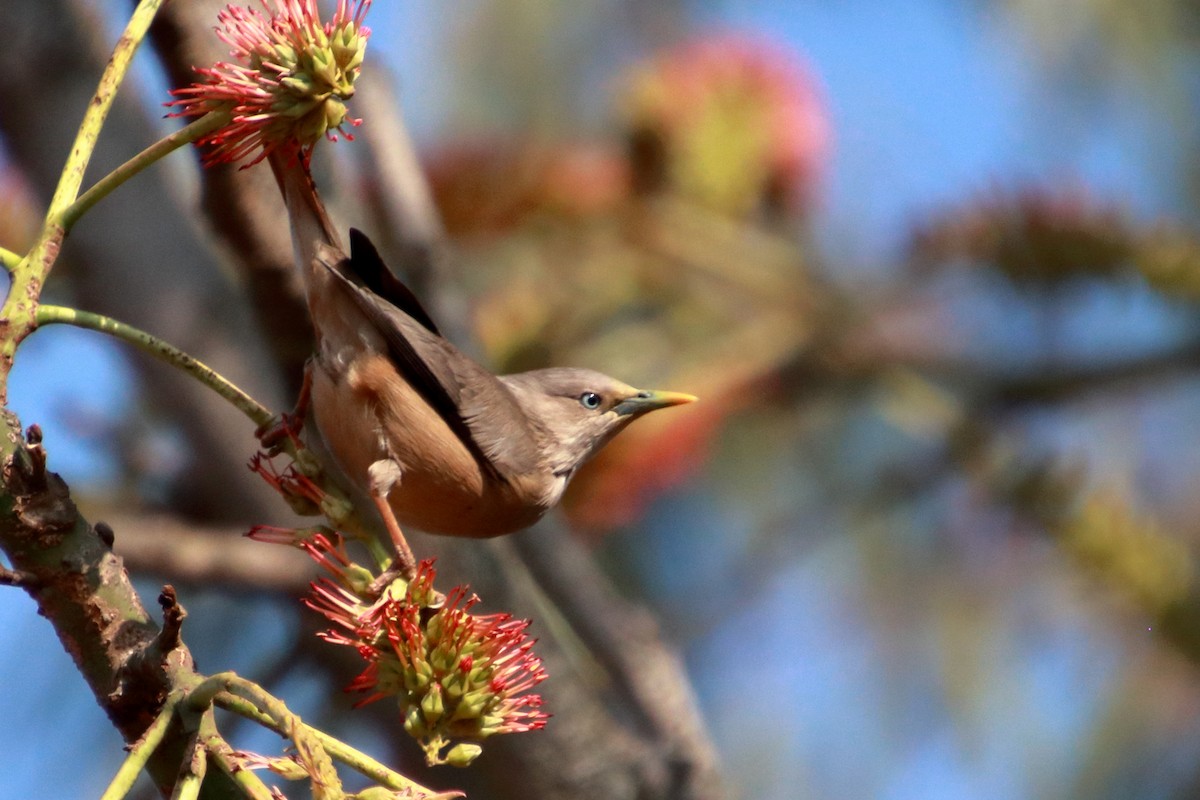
271,159,696,577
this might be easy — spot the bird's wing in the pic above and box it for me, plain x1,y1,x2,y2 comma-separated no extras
318,250,542,482
347,228,441,335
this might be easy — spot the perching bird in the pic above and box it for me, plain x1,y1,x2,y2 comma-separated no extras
272,159,695,575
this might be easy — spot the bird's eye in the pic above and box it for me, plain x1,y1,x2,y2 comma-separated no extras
579,391,603,410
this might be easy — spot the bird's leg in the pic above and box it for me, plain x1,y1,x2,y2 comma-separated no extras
367,459,417,581
257,359,315,451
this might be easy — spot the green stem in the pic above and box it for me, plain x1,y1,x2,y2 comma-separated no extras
169,731,207,800
364,535,393,572
189,674,347,797
214,691,440,796
205,734,275,800
187,672,261,715
45,0,166,220
35,305,272,428
0,247,20,272
170,771,203,800
62,111,230,232
99,695,180,800
0,0,165,405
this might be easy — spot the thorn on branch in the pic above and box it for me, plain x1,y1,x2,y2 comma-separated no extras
0,565,40,588
95,521,115,548
3,427,79,545
157,585,187,653
23,424,47,492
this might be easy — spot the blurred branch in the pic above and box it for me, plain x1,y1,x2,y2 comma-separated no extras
778,291,1200,410
99,511,314,594
355,72,454,308
143,7,727,798
0,0,288,523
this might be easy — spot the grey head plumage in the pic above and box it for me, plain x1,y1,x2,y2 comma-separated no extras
500,368,696,479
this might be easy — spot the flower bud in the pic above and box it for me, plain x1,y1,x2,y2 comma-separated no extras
444,743,483,768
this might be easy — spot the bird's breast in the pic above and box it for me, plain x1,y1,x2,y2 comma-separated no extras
312,351,553,538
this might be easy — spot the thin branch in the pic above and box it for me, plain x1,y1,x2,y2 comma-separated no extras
205,728,276,800
63,111,229,232
98,694,180,800
35,304,273,427
168,725,207,800
214,691,450,797
44,0,166,218
0,246,20,272
0,0,162,390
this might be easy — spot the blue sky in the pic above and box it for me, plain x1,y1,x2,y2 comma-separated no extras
3,1,1191,798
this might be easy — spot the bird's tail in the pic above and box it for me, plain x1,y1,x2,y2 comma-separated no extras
268,151,344,300
267,151,367,350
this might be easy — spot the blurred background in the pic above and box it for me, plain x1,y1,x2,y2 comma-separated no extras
6,0,1200,798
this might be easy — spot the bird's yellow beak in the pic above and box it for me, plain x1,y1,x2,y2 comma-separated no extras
614,388,698,416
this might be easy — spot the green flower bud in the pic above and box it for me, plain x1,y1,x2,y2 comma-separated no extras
445,743,483,768
403,705,426,738
421,685,445,725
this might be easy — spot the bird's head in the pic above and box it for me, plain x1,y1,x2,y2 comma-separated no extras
501,368,697,479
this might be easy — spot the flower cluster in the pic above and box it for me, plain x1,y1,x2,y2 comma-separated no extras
909,185,1200,298
169,0,372,166
909,186,1136,284
349,562,549,766
284,534,549,766
622,33,830,215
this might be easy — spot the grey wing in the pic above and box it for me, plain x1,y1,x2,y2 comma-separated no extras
445,350,544,477
322,258,541,481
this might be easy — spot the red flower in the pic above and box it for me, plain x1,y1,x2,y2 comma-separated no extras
168,0,371,166
309,554,549,766
256,531,549,766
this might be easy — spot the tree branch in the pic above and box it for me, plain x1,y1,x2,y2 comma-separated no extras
0,421,224,797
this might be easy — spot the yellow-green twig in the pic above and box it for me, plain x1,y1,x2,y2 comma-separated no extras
170,730,207,800
188,673,346,798
99,694,179,800
205,729,276,800
63,111,229,232
46,0,166,221
35,305,272,428
213,690,448,797
0,0,166,405
0,247,20,272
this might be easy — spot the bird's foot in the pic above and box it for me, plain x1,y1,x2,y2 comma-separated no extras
255,411,304,453
366,565,446,609
256,360,314,453
365,566,405,598
368,460,418,581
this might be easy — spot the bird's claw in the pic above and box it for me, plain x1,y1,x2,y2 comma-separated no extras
258,360,315,453
255,412,304,454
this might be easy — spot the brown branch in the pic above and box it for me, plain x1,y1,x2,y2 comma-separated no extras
354,72,455,308
0,564,40,588
0,420,231,797
101,510,315,594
